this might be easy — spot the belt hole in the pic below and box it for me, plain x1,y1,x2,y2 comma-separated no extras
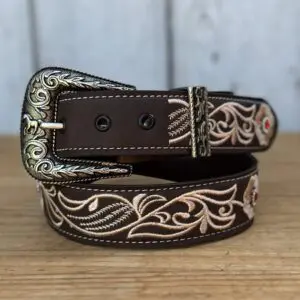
95,115,111,132
139,113,155,130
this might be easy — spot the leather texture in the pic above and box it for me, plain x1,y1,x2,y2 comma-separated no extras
39,154,258,248
20,67,277,248
55,89,277,158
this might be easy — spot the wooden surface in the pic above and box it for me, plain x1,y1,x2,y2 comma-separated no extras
0,134,300,300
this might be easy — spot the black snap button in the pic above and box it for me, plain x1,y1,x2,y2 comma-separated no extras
139,113,155,130
95,115,111,132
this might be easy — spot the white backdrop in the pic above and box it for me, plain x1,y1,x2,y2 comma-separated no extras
1,0,299,133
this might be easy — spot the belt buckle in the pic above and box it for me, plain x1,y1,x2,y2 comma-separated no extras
20,67,136,183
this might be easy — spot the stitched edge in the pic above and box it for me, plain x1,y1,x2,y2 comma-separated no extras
55,94,264,152
52,219,252,245
56,94,189,151
58,94,263,105
212,146,264,150
209,96,262,105
56,146,264,152
56,146,265,152
62,171,257,192
59,94,188,102
56,146,189,151
48,92,132,185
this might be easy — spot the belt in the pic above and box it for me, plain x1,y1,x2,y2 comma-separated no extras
20,67,277,248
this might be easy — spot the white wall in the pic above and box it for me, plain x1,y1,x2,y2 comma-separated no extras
0,0,299,133
0,0,33,134
173,0,300,131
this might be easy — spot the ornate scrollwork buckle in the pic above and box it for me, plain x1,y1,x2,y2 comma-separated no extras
20,67,136,184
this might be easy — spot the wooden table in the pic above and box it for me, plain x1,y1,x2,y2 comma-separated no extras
1,134,299,300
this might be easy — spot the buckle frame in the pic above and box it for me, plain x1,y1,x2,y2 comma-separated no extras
20,67,136,183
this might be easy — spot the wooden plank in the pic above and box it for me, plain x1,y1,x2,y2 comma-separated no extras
0,0,33,134
0,134,300,299
172,0,300,131
34,0,167,89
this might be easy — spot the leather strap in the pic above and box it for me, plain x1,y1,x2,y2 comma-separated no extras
55,89,277,158
20,67,277,248
38,154,258,248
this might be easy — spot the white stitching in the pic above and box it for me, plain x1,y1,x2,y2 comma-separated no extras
55,146,264,152
209,96,262,105
58,94,263,105
56,94,188,151
47,92,132,185
56,146,189,151
212,146,263,150
53,219,252,244
63,171,257,192
55,94,264,152
59,94,188,102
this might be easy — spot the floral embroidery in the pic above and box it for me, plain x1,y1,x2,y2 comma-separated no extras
243,175,259,220
208,102,256,146
168,100,275,147
255,104,275,146
38,181,255,240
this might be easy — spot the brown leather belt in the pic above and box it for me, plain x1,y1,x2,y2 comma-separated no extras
20,67,277,248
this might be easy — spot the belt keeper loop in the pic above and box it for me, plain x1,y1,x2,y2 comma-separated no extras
188,86,211,158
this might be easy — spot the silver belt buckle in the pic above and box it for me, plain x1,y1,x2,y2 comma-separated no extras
20,67,135,183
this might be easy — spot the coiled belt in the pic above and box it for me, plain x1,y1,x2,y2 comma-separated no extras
20,67,277,248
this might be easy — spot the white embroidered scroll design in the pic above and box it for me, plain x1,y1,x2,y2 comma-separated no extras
38,180,255,240
168,99,190,144
168,100,274,147
208,102,256,146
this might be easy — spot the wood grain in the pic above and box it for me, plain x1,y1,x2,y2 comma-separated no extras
0,134,299,300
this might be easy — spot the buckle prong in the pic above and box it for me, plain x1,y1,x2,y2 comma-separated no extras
23,114,64,134
39,121,64,130
21,67,135,183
